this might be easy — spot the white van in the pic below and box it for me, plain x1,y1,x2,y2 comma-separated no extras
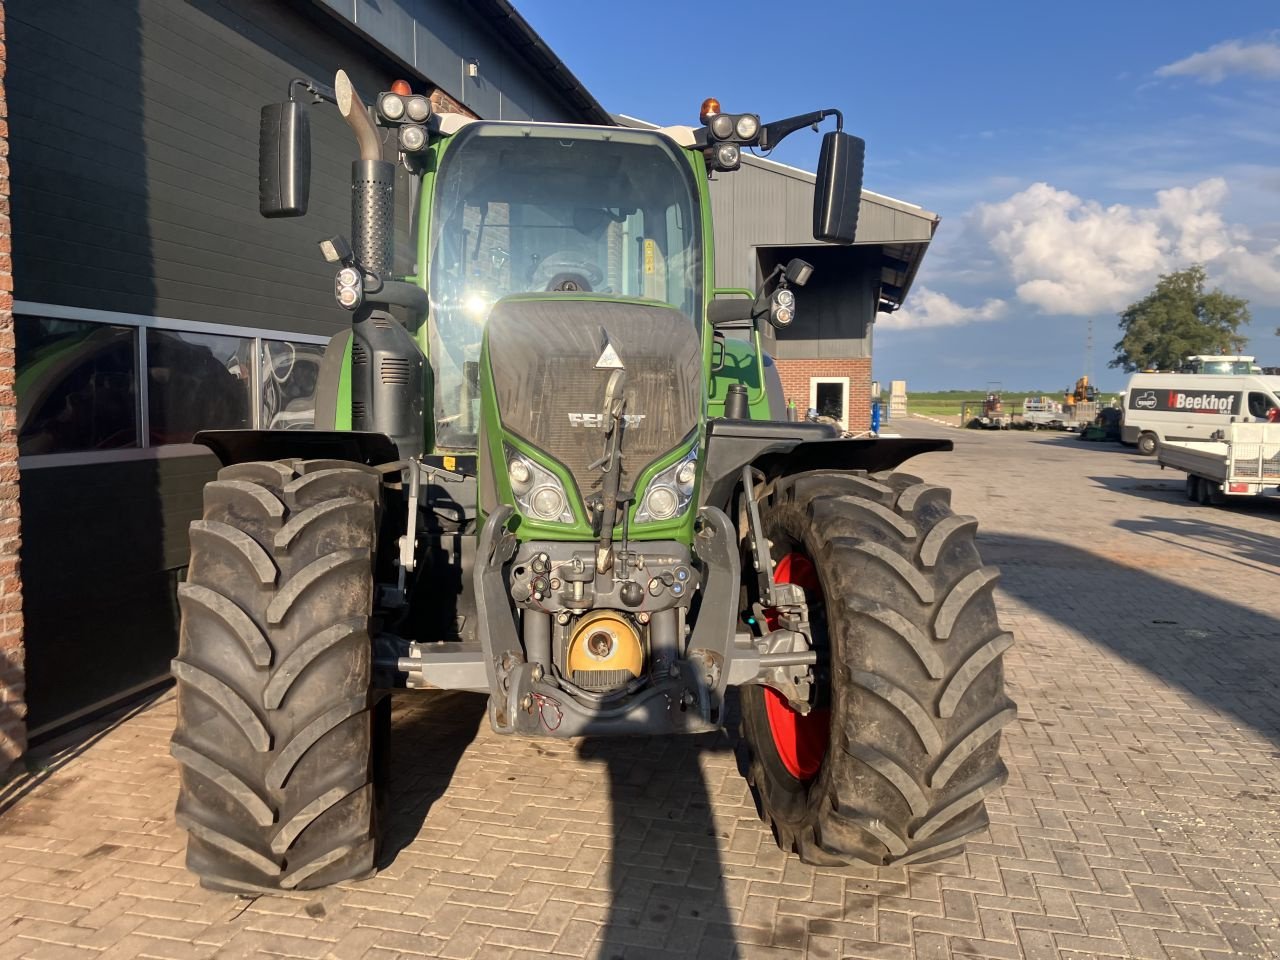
1121,373,1280,455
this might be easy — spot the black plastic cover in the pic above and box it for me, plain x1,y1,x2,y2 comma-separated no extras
259,102,310,218
485,296,701,501
813,131,865,244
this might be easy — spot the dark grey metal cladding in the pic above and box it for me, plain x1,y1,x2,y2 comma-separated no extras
485,297,701,502
8,0,416,336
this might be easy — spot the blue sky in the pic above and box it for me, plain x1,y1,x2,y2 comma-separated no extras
519,1,1280,390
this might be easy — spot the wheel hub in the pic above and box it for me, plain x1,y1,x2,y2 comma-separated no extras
763,552,830,781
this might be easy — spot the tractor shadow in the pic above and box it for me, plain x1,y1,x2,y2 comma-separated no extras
577,725,744,960
377,690,488,868
1114,514,1280,572
378,689,747,957
981,533,1280,747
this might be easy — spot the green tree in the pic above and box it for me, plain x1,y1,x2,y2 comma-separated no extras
1110,265,1251,372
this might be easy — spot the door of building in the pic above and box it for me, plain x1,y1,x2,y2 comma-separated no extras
809,377,850,428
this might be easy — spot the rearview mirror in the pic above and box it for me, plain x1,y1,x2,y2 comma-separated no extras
259,102,311,218
813,131,864,244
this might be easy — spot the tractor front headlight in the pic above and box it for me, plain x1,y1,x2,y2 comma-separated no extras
636,449,698,523
504,446,575,523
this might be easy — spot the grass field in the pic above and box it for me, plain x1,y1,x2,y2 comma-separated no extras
883,389,1121,418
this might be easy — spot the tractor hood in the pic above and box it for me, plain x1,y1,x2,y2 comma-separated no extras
483,295,701,517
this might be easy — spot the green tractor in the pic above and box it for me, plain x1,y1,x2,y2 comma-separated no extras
170,71,1015,893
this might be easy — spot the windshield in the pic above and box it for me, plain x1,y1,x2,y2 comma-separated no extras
428,123,702,450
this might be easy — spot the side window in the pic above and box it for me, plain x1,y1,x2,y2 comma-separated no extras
1247,392,1278,419
16,317,139,455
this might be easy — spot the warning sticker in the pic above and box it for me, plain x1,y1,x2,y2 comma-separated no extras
643,239,656,275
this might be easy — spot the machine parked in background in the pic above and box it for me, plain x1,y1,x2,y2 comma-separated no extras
167,71,1014,892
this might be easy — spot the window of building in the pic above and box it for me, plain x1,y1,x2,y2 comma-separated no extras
261,340,325,431
16,307,330,464
147,329,253,445
17,317,139,455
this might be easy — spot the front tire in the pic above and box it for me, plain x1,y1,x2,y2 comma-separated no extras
739,470,1015,866
1137,432,1158,456
171,460,384,893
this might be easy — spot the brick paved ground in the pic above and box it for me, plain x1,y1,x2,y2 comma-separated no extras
1,424,1278,959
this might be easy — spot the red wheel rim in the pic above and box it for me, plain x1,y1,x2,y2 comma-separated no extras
763,553,830,781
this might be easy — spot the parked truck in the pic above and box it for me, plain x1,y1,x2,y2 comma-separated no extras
168,71,1015,892
1158,422,1280,505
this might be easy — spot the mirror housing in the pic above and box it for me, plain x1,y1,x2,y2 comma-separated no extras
259,102,311,218
813,131,864,244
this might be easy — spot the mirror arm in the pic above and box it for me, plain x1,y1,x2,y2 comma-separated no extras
288,77,336,106
758,108,843,151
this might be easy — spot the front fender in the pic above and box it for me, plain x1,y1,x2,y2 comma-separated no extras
700,419,950,510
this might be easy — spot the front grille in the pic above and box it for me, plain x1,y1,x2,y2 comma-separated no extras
572,669,633,692
487,297,701,503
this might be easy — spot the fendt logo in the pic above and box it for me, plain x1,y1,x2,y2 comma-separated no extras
567,413,647,428
1135,391,1157,409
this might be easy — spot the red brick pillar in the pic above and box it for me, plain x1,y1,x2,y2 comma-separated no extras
773,357,873,433
0,1,25,777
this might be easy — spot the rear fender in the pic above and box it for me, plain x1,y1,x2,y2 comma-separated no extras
700,419,950,511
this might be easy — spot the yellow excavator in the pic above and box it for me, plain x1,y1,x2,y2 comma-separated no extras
1063,375,1099,413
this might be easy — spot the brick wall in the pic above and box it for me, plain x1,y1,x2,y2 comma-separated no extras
775,357,873,433
0,0,22,778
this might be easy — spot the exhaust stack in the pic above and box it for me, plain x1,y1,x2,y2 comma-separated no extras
336,70,395,280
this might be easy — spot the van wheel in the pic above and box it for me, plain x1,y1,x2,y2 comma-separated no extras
1137,433,1158,456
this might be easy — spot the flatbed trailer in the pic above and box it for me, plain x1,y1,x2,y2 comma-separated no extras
1157,422,1280,504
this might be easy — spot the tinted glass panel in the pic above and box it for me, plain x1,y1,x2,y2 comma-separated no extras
17,316,138,455
430,123,702,450
262,340,324,430
147,329,252,444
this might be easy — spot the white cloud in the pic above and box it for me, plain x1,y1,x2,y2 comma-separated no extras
971,177,1280,314
1156,39,1280,85
891,288,1007,329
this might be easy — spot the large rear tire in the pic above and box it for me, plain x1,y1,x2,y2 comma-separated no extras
739,470,1015,866
171,459,384,893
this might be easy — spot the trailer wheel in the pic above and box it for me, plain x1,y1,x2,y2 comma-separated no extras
171,460,384,893
1196,478,1225,507
739,470,1015,866
1137,432,1158,456
1186,475,1200,501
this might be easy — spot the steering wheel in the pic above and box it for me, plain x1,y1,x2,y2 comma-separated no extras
531,251,604,292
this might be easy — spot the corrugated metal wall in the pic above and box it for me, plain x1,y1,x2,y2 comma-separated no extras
708,158,934,290
10,0,412,340
314,0,581,122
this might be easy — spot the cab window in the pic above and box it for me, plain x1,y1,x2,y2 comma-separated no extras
1247,392,1278,419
